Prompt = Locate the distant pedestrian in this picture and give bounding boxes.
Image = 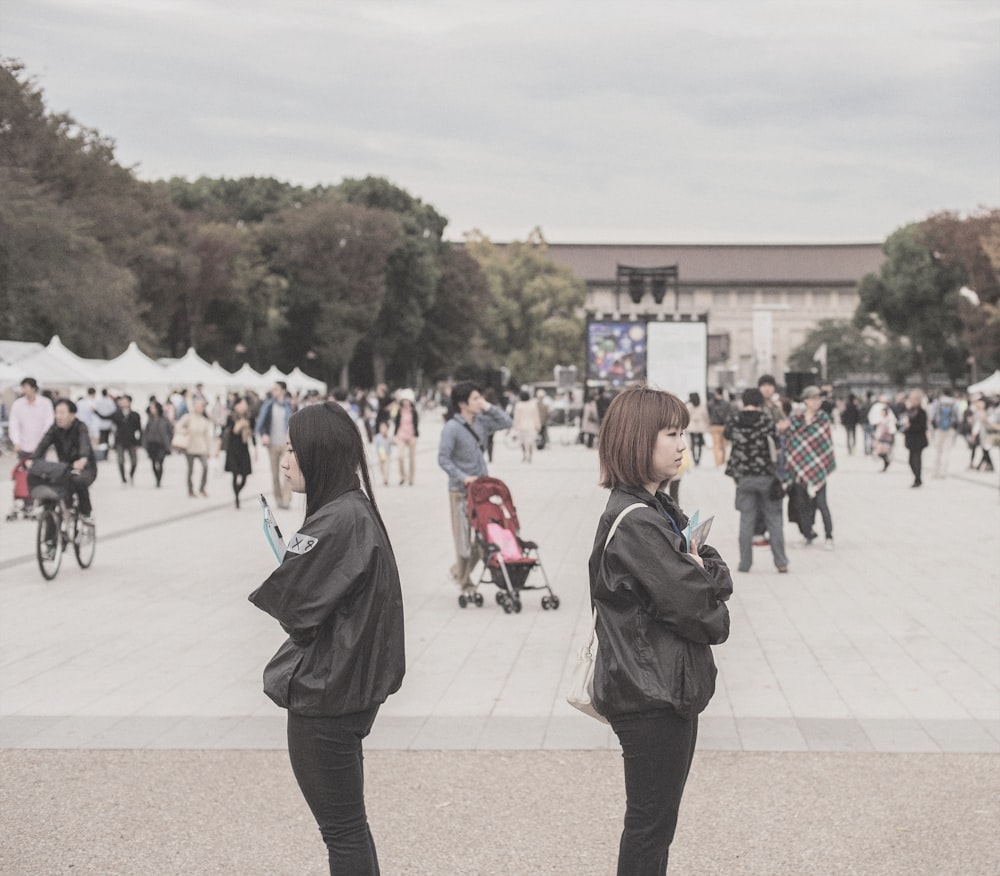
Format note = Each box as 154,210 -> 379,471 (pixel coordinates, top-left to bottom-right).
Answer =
222,397 -> 255,509
590,385 -> 732,875
393,389 -> 419,485
707,387 -> 732,467
970,397 -> 996,472
841,393 -> 861,455
248,402 -> 404,876
901,390 -> 928,487
111,394 -> 142,484
785,386 -> 836,549
142,401 -> 173,488
581,393 -> 601,449
685,392 -> 709,465
256,381 -> 294,508
8,377 -> 54,463
175,398 -> 215,498
724,388 -> 789,573
860,391 -> 876,455
928,388 -> 961,478
373,419 -> 392,485
512,390 -> 542,462
873,404 -> 896,472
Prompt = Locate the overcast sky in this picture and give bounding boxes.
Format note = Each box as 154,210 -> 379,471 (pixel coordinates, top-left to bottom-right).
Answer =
4,0 -> 998,243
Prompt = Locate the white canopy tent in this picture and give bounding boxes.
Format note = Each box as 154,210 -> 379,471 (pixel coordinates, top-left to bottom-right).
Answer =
287,366 -> 327,396
161,347 -> 227,393
968,369 -> 1000,396
231,362 -> 269,394
261,364 -> 290,385
1,343 -> 99,391
45,335 -> 104,385
95,342 -> 171,396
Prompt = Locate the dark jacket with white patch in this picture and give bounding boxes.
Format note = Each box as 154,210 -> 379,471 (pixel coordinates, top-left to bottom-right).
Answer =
249,489 -> 405,716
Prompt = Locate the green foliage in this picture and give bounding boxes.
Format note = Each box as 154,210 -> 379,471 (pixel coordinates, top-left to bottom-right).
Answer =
787,319 -> 884,380
854,223 -> 966,386
464,228 -> 587,384
259,195 -> 403,384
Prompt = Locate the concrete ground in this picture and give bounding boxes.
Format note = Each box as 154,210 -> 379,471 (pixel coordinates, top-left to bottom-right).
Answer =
1,414 -> 998,874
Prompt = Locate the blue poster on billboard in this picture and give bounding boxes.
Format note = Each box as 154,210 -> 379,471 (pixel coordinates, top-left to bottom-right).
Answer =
587,321 -> 647,385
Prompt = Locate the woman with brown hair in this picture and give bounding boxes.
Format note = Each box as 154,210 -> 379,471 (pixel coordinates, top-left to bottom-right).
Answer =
221,397 -> 256,508
589,386 -> 733,875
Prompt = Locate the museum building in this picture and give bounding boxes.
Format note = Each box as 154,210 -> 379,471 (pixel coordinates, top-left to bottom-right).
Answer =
545,242 -> 885,389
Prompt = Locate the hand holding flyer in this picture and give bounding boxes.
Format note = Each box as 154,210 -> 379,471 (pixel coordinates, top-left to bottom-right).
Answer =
683,510 -> 714,551
260,494 -> 286,564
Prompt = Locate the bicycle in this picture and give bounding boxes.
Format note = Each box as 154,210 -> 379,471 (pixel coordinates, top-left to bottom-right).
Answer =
31,468 -> 97,581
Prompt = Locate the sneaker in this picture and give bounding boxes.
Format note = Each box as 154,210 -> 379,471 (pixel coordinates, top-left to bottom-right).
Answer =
824,538 -> 834,551
801,535 -> 817,547
81,515 -> 95,527
777,565 -> 789,573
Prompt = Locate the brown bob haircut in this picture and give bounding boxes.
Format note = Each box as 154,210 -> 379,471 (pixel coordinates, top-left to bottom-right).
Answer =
598,386 -> 690,489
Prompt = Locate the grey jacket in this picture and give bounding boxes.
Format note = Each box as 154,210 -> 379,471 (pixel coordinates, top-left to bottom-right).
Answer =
437,405 -> 512,491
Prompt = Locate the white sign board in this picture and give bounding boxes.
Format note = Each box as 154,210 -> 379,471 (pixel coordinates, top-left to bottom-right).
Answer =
646,321 -> 708,403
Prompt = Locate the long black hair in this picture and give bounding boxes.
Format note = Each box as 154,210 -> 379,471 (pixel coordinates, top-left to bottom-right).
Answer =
288,402 -> 382,523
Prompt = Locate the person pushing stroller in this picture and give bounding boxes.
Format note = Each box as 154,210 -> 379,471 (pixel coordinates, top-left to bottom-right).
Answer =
437,381 -> 512,596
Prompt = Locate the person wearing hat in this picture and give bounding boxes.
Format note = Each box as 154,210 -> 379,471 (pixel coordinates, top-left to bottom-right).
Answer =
784,386 -> 837,549
393,389 -> 419,486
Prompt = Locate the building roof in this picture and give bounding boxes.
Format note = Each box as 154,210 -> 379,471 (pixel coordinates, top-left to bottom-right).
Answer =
541,243 -> 885,284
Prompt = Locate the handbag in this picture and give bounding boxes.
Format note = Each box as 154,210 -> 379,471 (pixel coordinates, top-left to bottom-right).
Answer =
171,430 -> 190,452
566,502 -> 645,723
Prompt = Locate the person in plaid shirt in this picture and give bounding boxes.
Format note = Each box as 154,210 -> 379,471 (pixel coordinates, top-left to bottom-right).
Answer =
785,385 -> 837,549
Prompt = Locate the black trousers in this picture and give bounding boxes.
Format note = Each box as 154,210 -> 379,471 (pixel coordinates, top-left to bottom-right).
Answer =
908,446 -> 924,484
287,708 -> 381,875
610,711 -> 699,875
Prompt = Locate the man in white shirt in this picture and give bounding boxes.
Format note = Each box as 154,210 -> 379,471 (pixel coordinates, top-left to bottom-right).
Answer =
9,377 -> 54,458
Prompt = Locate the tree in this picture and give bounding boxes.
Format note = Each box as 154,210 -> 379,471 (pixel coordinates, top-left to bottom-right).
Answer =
786,319 -> 884,381
337,176 -> 448,385
920,209 -> 1000,376
854,223 -> 966,388
464,228 -> 587,384
259,195 -> 402,387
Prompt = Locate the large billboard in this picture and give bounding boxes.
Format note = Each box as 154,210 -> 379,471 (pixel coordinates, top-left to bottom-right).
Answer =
587,317 -> 707,402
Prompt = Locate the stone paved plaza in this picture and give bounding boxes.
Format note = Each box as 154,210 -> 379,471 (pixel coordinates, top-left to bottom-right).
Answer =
1,414 -> 998,874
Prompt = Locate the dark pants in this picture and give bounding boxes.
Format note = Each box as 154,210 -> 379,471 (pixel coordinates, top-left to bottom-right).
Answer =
688,432 -> 704,465
844,425 -> 856,454
610,711 -> 699,876
185,453 -> 208,493
790,481 -> 833,541
735,475 -> 788,570
908,446 -> 924,484
70,469 -> 96,516
287,708 -> 381,875
117,445 -> 138,482
147,443 -> 167,487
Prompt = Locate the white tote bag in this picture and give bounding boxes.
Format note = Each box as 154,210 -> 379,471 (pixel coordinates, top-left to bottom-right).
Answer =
566,502 -> 645,723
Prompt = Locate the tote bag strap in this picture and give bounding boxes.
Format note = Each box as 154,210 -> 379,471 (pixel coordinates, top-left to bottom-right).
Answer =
588,501 -> 647,644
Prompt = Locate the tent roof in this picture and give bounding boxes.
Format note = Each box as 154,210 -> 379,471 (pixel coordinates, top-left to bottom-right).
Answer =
3,346 -> 100,389
967,369 -> 1000,396
96,342 -> 170,387
162,347 -> 224,387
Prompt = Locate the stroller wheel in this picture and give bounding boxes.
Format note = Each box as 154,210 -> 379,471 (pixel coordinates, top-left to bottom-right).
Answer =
474,593 -> 484,607
549,595 -> 560,609
495,592 -> 505,606
458,594 -> 468,609
512,597 -> 522,614
541,596 -> 551,610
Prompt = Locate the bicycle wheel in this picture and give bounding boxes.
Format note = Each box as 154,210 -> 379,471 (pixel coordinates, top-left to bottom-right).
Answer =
36,506 -> 63,580
73,514 -> 96,569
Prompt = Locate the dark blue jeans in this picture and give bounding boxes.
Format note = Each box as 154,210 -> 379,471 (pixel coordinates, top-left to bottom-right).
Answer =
287,707 -> 381,875
610,711 -> 699,875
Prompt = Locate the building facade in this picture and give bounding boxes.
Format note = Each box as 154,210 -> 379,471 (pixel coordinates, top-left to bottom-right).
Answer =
543,243 -> 885,389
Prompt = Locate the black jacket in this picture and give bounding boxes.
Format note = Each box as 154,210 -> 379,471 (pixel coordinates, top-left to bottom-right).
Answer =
33,419 -> 97,474
589,486 -> 732,720
249,490 -> 405,717
724,409 -> 777,479
111,408 -> 143,448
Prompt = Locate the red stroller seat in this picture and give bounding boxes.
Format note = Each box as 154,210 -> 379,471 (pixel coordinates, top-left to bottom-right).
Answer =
464,476 -> 559,613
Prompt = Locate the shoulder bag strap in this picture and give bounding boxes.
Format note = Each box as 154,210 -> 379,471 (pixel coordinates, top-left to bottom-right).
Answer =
589,501 -> 647,640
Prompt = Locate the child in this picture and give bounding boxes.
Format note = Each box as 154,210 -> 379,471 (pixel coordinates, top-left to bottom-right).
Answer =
373,419 -> 393,486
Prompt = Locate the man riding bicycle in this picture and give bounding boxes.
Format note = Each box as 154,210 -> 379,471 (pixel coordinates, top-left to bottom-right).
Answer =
28,399 -> 98,523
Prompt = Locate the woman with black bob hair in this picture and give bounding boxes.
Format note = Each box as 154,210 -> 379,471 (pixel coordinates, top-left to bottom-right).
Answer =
249,402 -> 404,875
590,386 -> 733,875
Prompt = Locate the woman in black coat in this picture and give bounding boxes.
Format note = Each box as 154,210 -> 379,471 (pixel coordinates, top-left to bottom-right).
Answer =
221,397 -> 255,508
902,390 -> 929,488
249,403 -> 404,875
590,387 -> 732,875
